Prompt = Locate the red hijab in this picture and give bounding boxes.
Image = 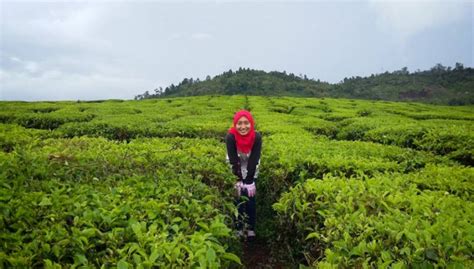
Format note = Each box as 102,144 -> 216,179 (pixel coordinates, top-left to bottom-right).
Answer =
228,110 -> 256,154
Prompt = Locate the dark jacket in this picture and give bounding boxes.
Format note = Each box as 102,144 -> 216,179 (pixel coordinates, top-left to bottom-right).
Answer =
225,132 -> 262,184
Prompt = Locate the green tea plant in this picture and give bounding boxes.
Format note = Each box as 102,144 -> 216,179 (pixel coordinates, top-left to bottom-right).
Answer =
0,135 -> 242,267
273,171 -> 474,268
0,95 -> 472,268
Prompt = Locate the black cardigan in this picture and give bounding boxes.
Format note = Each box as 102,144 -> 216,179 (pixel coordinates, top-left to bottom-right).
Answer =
225,132 -> 262,184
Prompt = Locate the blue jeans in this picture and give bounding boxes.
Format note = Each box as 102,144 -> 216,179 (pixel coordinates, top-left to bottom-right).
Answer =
234,188 -> 256,231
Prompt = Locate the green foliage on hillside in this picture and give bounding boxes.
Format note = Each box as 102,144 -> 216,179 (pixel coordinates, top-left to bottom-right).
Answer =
137,68 -> 332,99
136,63 -> 474,105
333,64 -> 474,105
1,96 -> 472,268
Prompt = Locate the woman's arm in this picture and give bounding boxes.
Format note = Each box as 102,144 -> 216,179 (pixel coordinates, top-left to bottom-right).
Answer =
225,133 -> 242,180
244,132 -> 262,184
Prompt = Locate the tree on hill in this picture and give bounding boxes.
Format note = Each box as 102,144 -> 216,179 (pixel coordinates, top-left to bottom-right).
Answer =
134,64 -> 474,105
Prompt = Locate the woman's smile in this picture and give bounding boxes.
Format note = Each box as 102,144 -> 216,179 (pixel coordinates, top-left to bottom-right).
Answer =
236,116 -> 251,136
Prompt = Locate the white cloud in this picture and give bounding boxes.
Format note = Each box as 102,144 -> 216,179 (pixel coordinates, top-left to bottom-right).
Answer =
10,57 -> 22,63
168,32 -> 213,41
0,68 -> 157,101
4,3 -> 111,53
168,33 -> 184,41
6,56 -> 41,74
24,61 -> 39,73
370,0 -> 468,40
191,32 -> 213,40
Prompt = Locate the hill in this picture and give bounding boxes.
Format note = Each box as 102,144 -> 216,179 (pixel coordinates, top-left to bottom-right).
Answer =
136,63 -> 474,105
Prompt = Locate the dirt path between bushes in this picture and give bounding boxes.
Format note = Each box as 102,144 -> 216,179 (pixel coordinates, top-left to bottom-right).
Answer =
241,238 -> 286,269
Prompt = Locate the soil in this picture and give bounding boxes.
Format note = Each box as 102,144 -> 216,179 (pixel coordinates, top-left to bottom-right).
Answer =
241,237 -> 287,269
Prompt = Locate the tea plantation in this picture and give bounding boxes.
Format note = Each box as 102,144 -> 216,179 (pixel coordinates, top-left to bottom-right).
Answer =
0,96 -> 472,268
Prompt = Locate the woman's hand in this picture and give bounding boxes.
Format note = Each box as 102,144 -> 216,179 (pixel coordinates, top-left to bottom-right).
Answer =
242,182 -> 256,197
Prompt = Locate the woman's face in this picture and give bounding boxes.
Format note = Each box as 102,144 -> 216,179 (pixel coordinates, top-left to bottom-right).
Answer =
236,116 -> 251,136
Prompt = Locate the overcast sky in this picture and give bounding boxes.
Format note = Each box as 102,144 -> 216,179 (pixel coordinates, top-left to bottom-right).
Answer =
0,0 -> 472,101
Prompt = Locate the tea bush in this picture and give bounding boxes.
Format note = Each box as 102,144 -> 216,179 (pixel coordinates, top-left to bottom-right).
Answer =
0,96 -> 472,268
273,170 -> 474,268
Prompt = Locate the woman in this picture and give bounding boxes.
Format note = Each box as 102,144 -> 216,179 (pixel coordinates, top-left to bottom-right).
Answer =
226,110 -> 262,240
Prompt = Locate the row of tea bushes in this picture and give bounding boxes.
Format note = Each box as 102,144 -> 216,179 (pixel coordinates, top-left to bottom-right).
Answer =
2,97 -> 471,166
0,96 -> 244,139
272,167 -> 474,268
0,110 -> 95,130
1,175 -> 241,268
301,116 -> 473,166
363,121 -> 473,166
56,119 -> 228,141
260,132 -> 444,188
250,96 -> 473,166
254,131 -> 449,242
0,124 -> 52,153
1,136 -> 235,194
0,135 -> 242,267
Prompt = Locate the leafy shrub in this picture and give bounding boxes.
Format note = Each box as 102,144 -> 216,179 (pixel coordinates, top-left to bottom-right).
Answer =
0,95 -> 472,267
0,136 -> 241,267
273,173 -> 474,268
